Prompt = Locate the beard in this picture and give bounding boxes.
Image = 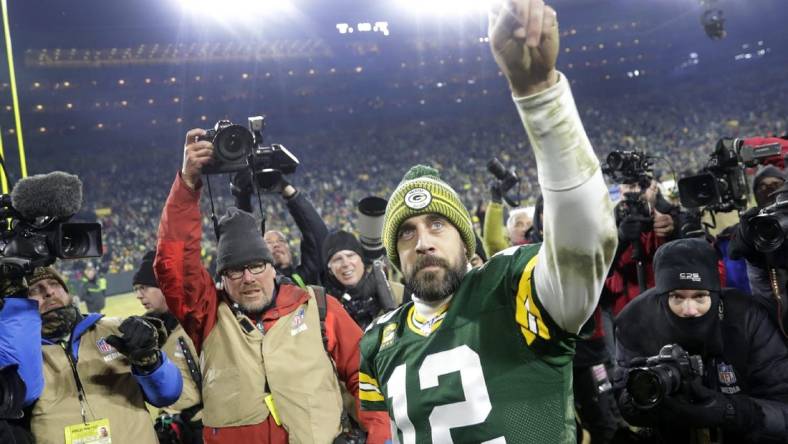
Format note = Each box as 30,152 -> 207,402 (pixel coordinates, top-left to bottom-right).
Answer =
405,254 -> 467,303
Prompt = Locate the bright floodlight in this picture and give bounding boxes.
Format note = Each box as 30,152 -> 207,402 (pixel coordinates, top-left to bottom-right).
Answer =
397,0 -> 500,16
177,0 -> 296,22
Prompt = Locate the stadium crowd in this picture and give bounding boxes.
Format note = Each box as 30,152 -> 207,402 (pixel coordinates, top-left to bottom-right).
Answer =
35,65 -> 787,278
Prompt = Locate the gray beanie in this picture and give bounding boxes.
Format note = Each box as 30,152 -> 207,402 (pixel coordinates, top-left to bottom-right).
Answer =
216,207 -> 273,274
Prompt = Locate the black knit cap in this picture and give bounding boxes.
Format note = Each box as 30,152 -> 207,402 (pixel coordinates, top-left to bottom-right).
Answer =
132,250 -> 158,287
216,207 -> 273,274
654,238 -> 720,294
323,230 -> 365,266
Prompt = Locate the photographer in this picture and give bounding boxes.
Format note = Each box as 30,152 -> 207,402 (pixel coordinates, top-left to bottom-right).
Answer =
232,169 -> 328,288
482,159 -> 530,255
728,167 -> 788,335
322,230 -> 402,329
133,250 -> 204,444
605,178 -> 678,316
614,238 -> 788,443
154,129 -> 391,443
0,278 -> 43,444
25,266 -> 183,444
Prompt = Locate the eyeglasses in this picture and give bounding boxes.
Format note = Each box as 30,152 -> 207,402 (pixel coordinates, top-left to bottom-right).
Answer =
224,262 -> 268,280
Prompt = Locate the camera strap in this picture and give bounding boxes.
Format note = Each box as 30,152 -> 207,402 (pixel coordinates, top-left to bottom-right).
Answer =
177,337 -> 203,393
203,176 -> 222,242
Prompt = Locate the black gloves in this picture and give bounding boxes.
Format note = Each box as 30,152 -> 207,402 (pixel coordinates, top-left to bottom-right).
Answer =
618,215 -> 651,243
619,377 -> 760,432
106,316 -> 166,372
662,377 -> 758,430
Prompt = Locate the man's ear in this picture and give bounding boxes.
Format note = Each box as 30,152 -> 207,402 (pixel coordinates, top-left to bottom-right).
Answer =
216,276 -> 225,291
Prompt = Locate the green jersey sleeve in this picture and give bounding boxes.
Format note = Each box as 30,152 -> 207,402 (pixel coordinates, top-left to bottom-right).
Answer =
359,316 -> 390,412
491,244 -> 575,362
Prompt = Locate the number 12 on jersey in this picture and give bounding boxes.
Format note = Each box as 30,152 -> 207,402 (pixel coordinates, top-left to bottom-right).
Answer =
385,345 -> 506,444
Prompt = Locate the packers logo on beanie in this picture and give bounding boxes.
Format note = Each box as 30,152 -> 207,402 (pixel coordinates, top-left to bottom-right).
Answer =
383,165 -> 475,269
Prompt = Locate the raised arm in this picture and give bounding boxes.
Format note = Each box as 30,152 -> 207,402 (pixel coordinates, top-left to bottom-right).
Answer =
154,129 -> 220,351
489,0 -> 617,333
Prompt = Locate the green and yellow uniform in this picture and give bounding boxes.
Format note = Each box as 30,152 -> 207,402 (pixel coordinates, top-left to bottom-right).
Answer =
360,244 -> 577,444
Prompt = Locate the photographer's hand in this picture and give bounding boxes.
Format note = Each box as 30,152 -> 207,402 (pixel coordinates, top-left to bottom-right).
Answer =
489,180 -> 504,204
489,0 -> 559,97
661,377 -> 757,430
618,215 -> 650,243
181,128 -> 214,190
653,210 -> 675,238
106,316 -> 163,373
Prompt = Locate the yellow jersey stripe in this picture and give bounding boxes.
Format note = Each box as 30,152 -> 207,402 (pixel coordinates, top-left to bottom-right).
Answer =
359,372 -> 379,387
359,390 -> 385,402
515,255 -> 551,345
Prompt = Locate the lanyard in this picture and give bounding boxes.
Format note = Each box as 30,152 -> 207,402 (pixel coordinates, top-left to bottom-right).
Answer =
60,342 -> 92,424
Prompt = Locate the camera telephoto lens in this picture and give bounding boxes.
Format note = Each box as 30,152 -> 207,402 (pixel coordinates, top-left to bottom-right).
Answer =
627,369 -> 664,409
627,364 -> 682,409
215,125 -> 253,161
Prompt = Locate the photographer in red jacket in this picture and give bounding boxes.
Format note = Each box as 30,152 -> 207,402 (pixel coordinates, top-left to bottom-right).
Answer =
154,128 -> 390,444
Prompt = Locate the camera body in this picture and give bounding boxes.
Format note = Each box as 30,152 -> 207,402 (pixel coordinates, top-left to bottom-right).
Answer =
626,344 -> 704,410
199,116 -> 299,190
678,137 -> 782,212
615,192 -> 653,227
603,150 -> 654,186
746,192 -> 788,253
487,158 -> 520,207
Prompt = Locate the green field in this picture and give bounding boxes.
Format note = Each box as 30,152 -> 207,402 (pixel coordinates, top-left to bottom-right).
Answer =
84,292 -> 148,318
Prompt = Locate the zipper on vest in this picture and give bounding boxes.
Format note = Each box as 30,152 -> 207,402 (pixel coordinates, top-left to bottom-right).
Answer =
60,342 -> 92,424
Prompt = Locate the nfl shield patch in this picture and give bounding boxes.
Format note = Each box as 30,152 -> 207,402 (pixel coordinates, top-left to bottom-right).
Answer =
291,307 -> 308,336
96,337 -> 113,354
718,363 -> 737,385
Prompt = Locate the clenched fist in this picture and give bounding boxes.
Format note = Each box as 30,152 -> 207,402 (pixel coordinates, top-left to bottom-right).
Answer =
489,0 -> 560,97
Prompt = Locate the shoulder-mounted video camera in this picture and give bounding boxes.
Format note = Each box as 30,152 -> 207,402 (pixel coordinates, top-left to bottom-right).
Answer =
199,116 -> 299,191
678,137 -> 782,212
0,171 -> 102,280
626,343 -> 704,410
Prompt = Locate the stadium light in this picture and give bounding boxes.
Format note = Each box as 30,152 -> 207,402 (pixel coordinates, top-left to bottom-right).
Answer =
396,0 -> 499,16
175,0 -> 296,22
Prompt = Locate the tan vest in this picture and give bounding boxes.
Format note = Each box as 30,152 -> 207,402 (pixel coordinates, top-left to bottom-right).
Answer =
31,317 -> 158,444
200,291 -> 344,443
161,323 -> 202,415
390,280 -> 405,306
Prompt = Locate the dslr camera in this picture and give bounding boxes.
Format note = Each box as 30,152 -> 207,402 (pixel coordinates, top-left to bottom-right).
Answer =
487,157 -> 520,207
743,184 -> 788,253
603,150 -> 654,187
199,116 -> 299,190
626,344 -> 704,410
678,137 -> 782,212
0,172 -> 102,280
603,150 -> 655,224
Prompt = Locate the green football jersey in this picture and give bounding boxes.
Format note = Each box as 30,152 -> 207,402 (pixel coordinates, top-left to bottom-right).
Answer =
360,244 -> 577,444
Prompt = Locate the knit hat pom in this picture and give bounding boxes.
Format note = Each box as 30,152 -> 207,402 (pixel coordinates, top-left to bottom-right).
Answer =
402,164 -> 441,182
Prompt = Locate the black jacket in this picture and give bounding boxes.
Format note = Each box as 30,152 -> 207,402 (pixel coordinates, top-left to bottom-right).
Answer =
614,288 -> 788,443
275,191 -> 328,287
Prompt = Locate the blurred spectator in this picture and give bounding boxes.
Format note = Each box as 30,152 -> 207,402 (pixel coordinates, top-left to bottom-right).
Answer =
79,263 -> 107,313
